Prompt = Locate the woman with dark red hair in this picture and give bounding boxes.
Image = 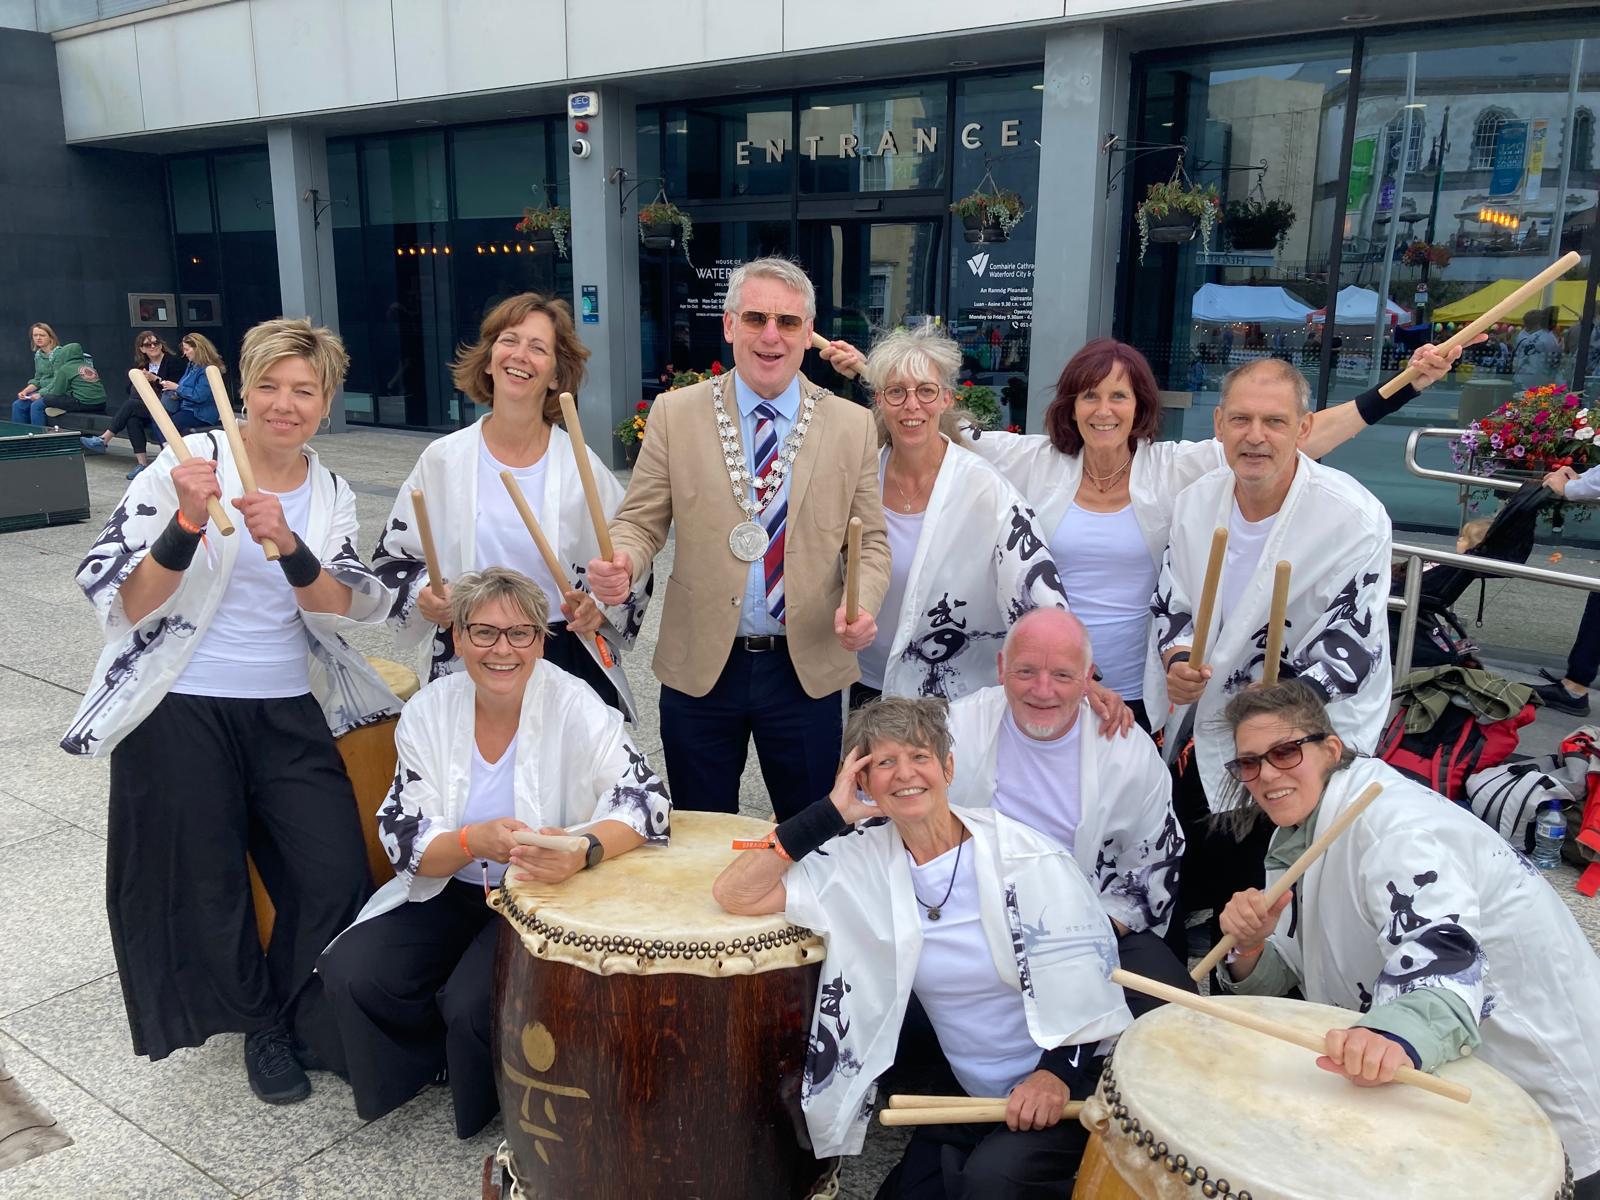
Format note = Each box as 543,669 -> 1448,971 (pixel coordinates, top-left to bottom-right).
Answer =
964,338 -> 1465,728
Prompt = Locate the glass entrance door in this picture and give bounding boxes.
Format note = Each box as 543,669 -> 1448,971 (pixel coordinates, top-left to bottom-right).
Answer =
797,220 -> 944,349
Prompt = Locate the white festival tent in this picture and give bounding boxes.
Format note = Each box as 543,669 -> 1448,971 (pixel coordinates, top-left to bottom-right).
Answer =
1308,285 -> 1411,327
1191,283 -> 1313,325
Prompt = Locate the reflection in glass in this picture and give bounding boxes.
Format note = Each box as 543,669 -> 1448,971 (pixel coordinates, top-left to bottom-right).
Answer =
799,82 -> 946,194
661,99 -> 793,201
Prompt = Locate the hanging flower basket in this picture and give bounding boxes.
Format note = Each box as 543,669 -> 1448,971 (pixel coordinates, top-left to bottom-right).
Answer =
950,189 -> 1026,244
1134,179 -> 1220,263
514,205 -> 571,258
639,199 -> 693,260
1223,197 -> 1296,252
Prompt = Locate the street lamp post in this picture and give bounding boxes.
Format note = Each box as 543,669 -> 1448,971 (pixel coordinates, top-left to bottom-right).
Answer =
1420,106 -> 1452,329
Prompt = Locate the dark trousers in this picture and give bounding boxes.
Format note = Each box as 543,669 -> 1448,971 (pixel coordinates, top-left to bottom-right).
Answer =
849,681 -> 882,711
107,692 -> 372,1061
541,620 -> 622,712
877,1116 -> 1090,1200
660,641 -> 843,821
1127,698 -> 1151,734
106,394 -> 159,454
315,879 -> 499,1138
1577,1169 -> 1600,1200
1116,928 -> 1197,1016
1566,591 -> 1600,687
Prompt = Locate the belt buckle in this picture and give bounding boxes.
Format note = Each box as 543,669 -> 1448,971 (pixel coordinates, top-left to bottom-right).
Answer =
745,635 -> 779,652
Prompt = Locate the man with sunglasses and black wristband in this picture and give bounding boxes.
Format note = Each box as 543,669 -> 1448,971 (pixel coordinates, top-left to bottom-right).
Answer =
590,257 -> 890,820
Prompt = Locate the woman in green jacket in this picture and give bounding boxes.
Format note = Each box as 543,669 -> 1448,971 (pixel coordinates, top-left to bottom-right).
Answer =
13,322 -> 107,426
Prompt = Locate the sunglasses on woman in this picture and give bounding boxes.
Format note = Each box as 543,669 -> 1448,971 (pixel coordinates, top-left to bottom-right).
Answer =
1223,732 -> 1329,782
737,310 -> 806,334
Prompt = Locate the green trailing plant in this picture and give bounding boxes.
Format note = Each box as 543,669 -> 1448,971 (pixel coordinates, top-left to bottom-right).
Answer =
1134,180 -> 1221,263
639,199 -> 693,261
514,205 -> 571,257
950,189 -> 1027,238
1223,197 -> 1296,251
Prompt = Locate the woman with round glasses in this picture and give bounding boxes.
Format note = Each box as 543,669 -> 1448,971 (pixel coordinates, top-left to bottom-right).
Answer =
1212,679 -> 1600,1193
316,566 -> 671,1138
853,327 -> 1129,731
81,331 -> 187,478
373,293 -> 646,715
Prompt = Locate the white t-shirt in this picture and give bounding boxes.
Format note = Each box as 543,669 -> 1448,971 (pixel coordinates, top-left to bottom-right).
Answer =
909,842 -> 1039,1098
1052,503 -> 1157,699
858,505 -> 925,690
1218,499 -> 1277,627
992,712 -> 1083,853
172,473 -> 314,698
454,733 -> 520,887
474,440 -> 564,621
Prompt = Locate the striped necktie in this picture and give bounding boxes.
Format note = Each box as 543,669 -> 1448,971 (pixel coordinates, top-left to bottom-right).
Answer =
753,402 -> 786,623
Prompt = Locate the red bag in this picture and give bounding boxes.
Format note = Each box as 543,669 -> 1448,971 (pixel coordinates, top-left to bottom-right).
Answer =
1377,703 -> 1534,801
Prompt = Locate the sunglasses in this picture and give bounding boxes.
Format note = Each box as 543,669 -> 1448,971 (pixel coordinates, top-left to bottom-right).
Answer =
464,623 -> 540,649
1224,733 -> 1329,782
737,310 -> 806,334
879,383 -> 944,407
140,339 -> 159,346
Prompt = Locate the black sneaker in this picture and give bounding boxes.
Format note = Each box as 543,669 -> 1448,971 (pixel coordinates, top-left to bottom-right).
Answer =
1534,681 -> 1590,717
245,1025 -> 311,1105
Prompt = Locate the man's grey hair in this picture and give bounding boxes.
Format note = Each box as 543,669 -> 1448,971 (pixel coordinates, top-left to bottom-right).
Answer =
1219,356 -> 1312,417
449,566 -> 551,636
724,257 -> 817,320
1001,607 -> 1094,675
843,695 -> 953,764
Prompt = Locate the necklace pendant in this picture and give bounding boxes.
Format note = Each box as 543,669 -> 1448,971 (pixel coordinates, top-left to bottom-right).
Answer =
926,907 -> 941,921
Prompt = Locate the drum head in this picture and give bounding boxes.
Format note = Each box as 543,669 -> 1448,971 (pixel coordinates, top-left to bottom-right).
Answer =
492,811 -> 825,978
1084,995 -> 1567,1200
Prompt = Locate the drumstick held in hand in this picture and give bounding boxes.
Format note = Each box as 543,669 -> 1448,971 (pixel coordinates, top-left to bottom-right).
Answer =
499,471 -> 615,668
1190,781 -> 1384,981
879,1100 -> 1085,1127
410,489 -> 446,599
1261,560 -> 1291,686
1377,251 -> 1580,399
810,331 -> 866,382
1188,527 -> 1228,668
516,831 -> 588,854
205,365 -> 278,560
845,516 -> 863,624
127,369 -> 235,536
557,391 -> 615,561
1113,967 -> 1469,1103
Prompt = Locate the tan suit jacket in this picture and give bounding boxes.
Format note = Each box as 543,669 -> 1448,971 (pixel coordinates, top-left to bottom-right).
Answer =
609,372 -> 890,698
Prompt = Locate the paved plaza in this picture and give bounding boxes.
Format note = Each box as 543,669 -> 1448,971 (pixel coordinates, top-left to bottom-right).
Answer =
1,428 -> 1596,1198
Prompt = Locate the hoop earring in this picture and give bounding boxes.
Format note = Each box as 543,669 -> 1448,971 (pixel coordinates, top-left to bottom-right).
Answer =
318,415 -> 332,433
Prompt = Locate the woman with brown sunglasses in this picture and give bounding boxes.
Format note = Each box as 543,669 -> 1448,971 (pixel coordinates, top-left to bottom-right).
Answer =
80,330 -> 187,478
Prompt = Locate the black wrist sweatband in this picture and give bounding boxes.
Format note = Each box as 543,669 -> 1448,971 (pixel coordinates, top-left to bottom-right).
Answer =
1168,650 -> 1192,667
775,797 -> 849,861
1036,1043 -> 1100,1098
1355,381 -> 1417,426
149,514 -> 202,571
278,535 -> 322,588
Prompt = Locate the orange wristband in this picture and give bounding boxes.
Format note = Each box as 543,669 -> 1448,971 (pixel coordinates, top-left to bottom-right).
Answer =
458,824 -> 473,859
175,509 -> 204,535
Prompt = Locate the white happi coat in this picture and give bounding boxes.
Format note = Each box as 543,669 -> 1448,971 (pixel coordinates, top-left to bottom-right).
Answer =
783,808 -> 1131,1158
371,418 -> 649,716
62,432 -> 399,757
347,664 -> 672,931
945,689 -> 1183,934
1147,453 -> 1392,804
876,441 -> 1067,700
1257,758 -> 1600,1178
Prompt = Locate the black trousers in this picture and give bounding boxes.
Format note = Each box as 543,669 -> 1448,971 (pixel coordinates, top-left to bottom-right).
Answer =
1577,1169 -> 1600,1200
105,393 -> 159,454
541,620 -> 622,712
106,692 -> 371,1061
877,1115 -> 1090,1200
315,879 -> 499,1138
1565,591 -> 1600,688
1116,928 -> 1197,1015
660,641 -> 842,821
849,681 -> 882,711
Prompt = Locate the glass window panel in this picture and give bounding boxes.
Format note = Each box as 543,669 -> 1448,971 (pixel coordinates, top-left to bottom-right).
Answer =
798,81 -> 946,194
363,132 -> 448,227
453,121 -> 561,219
213,150 -> 274,233
327,139 -> 362,230
661,98 -> 793,201
169,155 -> 213,234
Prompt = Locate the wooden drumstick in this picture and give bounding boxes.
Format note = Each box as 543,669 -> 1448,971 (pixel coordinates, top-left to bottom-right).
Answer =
1261,560 -> 1291,686
810,330 -> 866,382
499,471 -> 615,668
1377,251 -> 1580,398
880,1100 -> 1085,1127
1190,781 -> 1383,981
127,369 -> 235,535
410,489 -> 447,599
1188,527 -> 1228,668
556,391 -> 615,561
845,516 -> 863,624
205,365 -> 278,560
515,830 -> 588,854
1113,967 -> 1469,1103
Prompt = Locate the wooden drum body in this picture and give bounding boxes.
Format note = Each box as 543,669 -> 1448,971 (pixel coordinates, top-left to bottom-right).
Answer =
490,812 -> 830,1200
1071,995 -> 1571,1200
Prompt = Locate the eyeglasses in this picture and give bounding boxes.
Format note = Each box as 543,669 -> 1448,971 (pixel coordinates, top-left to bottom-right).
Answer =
464,622 -> 540,649
879,383 -> 944,407
737,310 -> 806,334
140,339 -> 159,347
1224,733 -> 1329,782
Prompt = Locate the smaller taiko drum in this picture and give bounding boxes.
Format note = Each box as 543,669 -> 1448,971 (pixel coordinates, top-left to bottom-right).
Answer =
1072,994 -> 1570,1200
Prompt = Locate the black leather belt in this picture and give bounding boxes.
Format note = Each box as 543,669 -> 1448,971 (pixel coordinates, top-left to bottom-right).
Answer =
734,635 -> 786,653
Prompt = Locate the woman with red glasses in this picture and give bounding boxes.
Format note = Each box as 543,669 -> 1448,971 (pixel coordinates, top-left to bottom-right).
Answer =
1213,679 -> 1600,1196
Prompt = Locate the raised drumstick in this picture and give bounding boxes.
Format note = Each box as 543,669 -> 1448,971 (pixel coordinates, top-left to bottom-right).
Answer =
1188,527 -> 1229,668
1190,781 -> 1384,981
879,1100 -> 1084,1127
556,391 -> 615,561
1261,560 -> 1291,686
1113,966 -> 1468,1103
127,369 -> 234,535
499,471 -> 615,669
410,489 -> 446,599
205,365 -> 278,560
1377,251 -> 1580,398
845,516 -> 863,624
810,330 -> 866,382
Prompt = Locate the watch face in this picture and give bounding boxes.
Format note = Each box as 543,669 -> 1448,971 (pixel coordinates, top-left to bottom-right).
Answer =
584,835 -> 603,868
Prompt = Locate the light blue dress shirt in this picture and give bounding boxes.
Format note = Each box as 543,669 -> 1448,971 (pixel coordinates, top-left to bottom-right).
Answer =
732,371 -> 801,637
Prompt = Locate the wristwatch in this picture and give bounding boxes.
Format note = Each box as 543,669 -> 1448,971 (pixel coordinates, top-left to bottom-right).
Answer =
581,832 -> 604,870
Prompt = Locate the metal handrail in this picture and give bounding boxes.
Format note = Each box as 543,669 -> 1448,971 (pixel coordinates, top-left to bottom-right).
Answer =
1402,427 -> 1524,496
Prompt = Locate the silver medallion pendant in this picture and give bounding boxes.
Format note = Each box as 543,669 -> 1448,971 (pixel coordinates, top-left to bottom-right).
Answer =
925,907 -> 942,922
729,520 -> 770,562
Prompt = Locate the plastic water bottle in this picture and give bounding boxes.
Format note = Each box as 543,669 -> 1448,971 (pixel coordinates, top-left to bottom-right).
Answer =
1532,803 -> 1566,870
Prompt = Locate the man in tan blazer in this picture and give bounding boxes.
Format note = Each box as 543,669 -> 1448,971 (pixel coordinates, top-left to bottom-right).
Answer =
589,257 -> 889,819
